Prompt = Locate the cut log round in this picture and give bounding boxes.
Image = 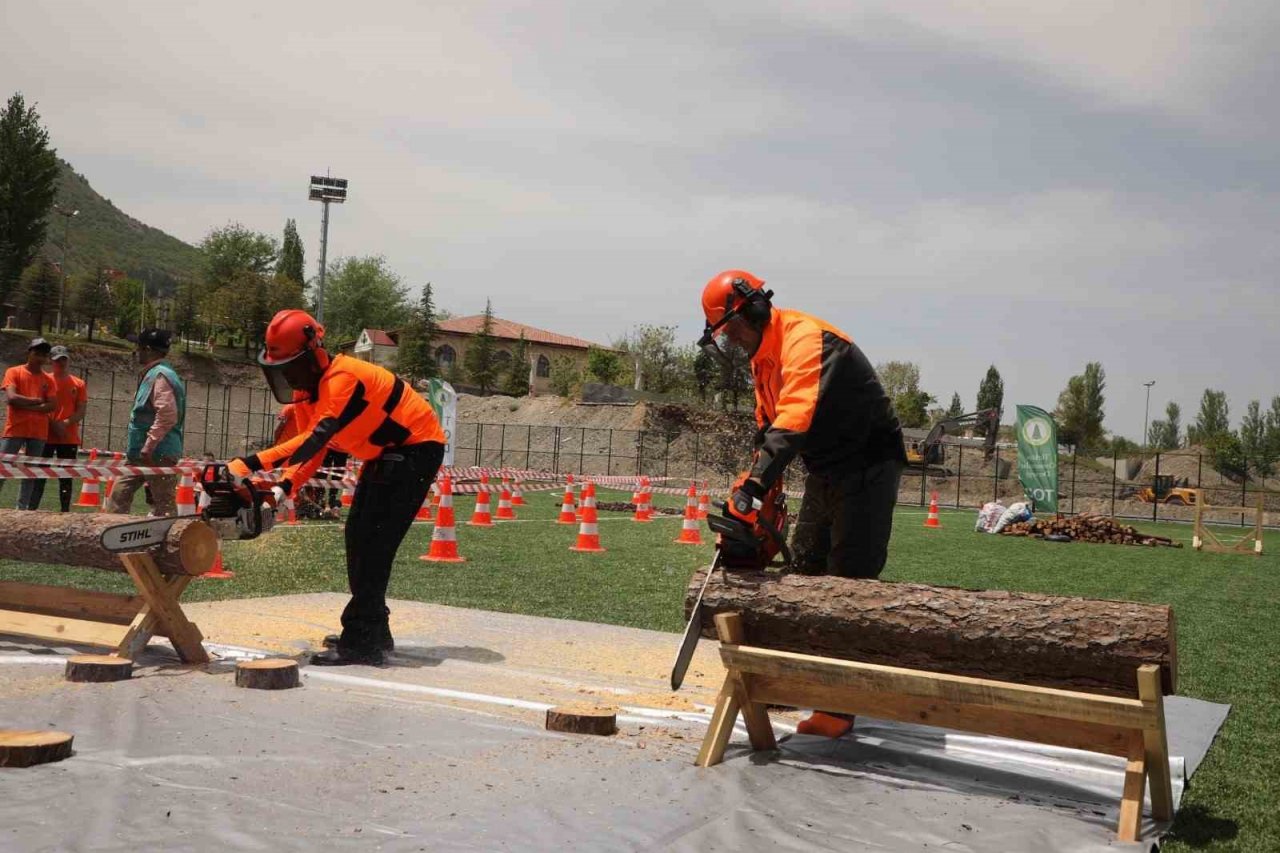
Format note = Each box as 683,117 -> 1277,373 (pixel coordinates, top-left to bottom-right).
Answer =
235,659 -> 300,690
0,510 -> 216,575
65,654 -> 133,683
0,729 -> 74,768
546,705 -> 618,736
687,570 -> 1176,698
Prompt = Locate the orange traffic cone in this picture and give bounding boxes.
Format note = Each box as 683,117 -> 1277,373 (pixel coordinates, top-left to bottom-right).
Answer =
101,451 -> 123,509
675,483 -> 704,544
495,479 -> 516,521
633,478 -> 651,523
76,448 -> 102,508
511,476 -> 525,506
201,540 -> 236,579
469,482 -> 495,527
175,469 -> 197,516
569,483 -> 606,553
340,461 -> 356,509
696,483 -> 710,520
285,497 -> 299,526
637,476 -> 654,522
421,478 -> 466,563
557,481 -> 578,524
416,487 -> 434,521
925,492 -> 941,528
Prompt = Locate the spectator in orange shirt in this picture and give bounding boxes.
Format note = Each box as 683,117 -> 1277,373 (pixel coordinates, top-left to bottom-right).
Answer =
34,345 -> 88,512
1,338 -> 56,510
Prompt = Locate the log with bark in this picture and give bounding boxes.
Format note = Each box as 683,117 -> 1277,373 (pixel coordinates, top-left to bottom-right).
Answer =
0,510 -> 216,576
686,570 -> 1175,697
1001,514 -> 1182,547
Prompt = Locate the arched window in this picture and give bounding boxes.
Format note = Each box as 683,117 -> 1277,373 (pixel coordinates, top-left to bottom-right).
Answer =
494,349 -> 513,367
435,345 -> 456,367
536,355 -> 551,378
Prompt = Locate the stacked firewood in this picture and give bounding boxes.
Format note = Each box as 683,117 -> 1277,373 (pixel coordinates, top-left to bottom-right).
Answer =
1001,513 -> 1182,547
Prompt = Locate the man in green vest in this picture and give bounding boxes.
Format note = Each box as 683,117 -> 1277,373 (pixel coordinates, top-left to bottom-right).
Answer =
107,329 -> 186,516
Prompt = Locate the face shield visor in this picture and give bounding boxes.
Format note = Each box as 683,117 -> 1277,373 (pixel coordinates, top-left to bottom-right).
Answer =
259,347 -> 325,404
698,319 -> 738,370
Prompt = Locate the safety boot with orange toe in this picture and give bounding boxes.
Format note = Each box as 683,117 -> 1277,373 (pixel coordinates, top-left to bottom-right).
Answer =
796,712 -> 854,738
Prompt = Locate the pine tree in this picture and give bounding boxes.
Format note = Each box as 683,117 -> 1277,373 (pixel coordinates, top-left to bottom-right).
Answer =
395,282 -> 441,383
18,254 -> 60,332
975,366 -> 1004,435
279,218 -> 305,286
946,392 -> 964,419
0,94 -> 60,306
463,298 -> 500,394
502,332 -> 530,396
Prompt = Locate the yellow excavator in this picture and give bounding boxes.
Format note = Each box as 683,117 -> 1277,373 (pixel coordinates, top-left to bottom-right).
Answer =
1133,474 -> 1198,506
905,409 -> 999,473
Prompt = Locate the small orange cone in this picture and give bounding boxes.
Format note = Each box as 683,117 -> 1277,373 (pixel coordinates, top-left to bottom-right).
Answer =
201,540 -> 236,579
416,487 -> 434,521
285,497 -> 299,525
696,483 -> 710,520
675,482 -> 704,544
76,449 -> 101,508
557,481 -> 578,524
632,478 -> 651,523
101,451 -> 123,509
925,492 -> 941,528
340,461 -> 356,509
469,480 -> 495,527
421,478 -> 466,563
495,479 -> 517,521
511,476 -> 525,506
569,483 -> 606,553
637,476 -> 654,522
175,469 -> 198,516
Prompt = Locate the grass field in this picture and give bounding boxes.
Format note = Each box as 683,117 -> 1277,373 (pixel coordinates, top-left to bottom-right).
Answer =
0,487 -> 1276,851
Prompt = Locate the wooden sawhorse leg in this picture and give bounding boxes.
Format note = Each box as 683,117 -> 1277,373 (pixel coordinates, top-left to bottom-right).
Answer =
117,553 -> 209,664
695,612 -> 777,767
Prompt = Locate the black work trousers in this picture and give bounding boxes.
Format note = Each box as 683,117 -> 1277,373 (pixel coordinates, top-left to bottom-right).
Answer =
339,442 -> 444,651
790,458 -> 903,578
35,443 -> 79,511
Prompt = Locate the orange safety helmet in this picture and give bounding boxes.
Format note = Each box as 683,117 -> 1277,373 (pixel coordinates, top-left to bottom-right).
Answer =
259,309 -> 331,403
701,270 -> 770,329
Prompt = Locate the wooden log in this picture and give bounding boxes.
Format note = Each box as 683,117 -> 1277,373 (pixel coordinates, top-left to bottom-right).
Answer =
65,654 -> 133,683
0,730 -> 74,767
235,659 -> 300,690
686,570 -> 1175,698
545,705 -> 618,736
0,510 -> 215,576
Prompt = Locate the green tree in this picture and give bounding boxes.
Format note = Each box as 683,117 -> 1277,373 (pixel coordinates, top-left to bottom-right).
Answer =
278,218 -> 305,287
693,349 -> 715,404
1187,389 -> 1230,445
463,299 -> 500,394
1265,397 -> 1280,466
946,392 -> 964,419
201,223 -> 276,284
1240,400 -> 1269,475
586,346 -> 623,385
717,339 -> 753,411
1147,401 -> 1181,451
322,255 -> 411,343
69,267 -> 115,342
1205,431 -> 1247,480
172,278 -> 200,352
1055,362 -> 1106,450
976,366 -> 1004,435
18,254 -> 60,332
394,282 -> 440,383
876,361 -> 935,428
502,333 -> 531,397
110,277 -> 145,338
0,94 -> 60,307
613,324 -> 685,394
549,354 -> 581,398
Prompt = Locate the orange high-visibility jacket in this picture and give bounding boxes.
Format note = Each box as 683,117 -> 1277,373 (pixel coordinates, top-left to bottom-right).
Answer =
243,355 -> 444,495
749,308 -> 904,487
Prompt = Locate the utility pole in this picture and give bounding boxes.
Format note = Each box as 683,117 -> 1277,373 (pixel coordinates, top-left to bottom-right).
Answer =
308,175 -> 348,323
53,205 -> 78,333
1142,380 -> 1156,452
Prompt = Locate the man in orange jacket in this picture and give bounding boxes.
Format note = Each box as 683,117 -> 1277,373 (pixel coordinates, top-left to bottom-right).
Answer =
229,309 -> 445,665
700,270 -> 906,737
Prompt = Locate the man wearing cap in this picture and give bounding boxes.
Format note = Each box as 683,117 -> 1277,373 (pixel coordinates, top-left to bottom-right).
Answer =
1,338 -> 57,509
106,329 -> 186,516
35,346 -> 88,512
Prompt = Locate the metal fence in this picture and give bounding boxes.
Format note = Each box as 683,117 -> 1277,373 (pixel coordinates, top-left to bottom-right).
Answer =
0,367 -> 278,459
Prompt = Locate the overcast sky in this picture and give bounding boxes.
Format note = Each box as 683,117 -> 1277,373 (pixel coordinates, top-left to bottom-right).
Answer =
4,1 -> 1278,438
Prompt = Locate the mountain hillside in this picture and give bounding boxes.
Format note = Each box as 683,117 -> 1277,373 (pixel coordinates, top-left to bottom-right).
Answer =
41,159 -> 201,295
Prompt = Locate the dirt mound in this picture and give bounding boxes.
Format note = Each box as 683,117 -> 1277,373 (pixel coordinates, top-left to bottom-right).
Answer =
0,330 -> 263,387
458,394 -> 648,431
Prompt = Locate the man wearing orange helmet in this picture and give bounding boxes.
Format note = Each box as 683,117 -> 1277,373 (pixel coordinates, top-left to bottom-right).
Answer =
228,309 -> 446,665
701,270 -> 906,737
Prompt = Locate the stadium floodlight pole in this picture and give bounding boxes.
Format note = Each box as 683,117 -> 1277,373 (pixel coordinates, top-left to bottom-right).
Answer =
308,174 -> 348,323
53,205 -> 79,333
1142,380 -> 1156,452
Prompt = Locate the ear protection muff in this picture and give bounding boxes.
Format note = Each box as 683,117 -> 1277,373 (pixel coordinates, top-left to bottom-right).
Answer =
302,323 -> 331,370
731,277 -> 773,328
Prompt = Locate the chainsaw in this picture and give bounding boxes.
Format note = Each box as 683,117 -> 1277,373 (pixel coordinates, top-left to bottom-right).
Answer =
669,476 -> 791,690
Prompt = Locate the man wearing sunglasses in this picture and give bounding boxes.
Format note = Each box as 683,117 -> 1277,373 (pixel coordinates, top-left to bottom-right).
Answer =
700,270 -> 905,736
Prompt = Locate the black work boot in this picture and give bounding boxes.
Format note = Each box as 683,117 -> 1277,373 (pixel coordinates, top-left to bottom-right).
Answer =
309,646 -> 385,666
323,633 -> 394,652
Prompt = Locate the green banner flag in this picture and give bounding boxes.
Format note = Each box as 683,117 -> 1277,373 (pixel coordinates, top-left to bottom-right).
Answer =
425,379 -> 457,466
1016,405 -> 1059,513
